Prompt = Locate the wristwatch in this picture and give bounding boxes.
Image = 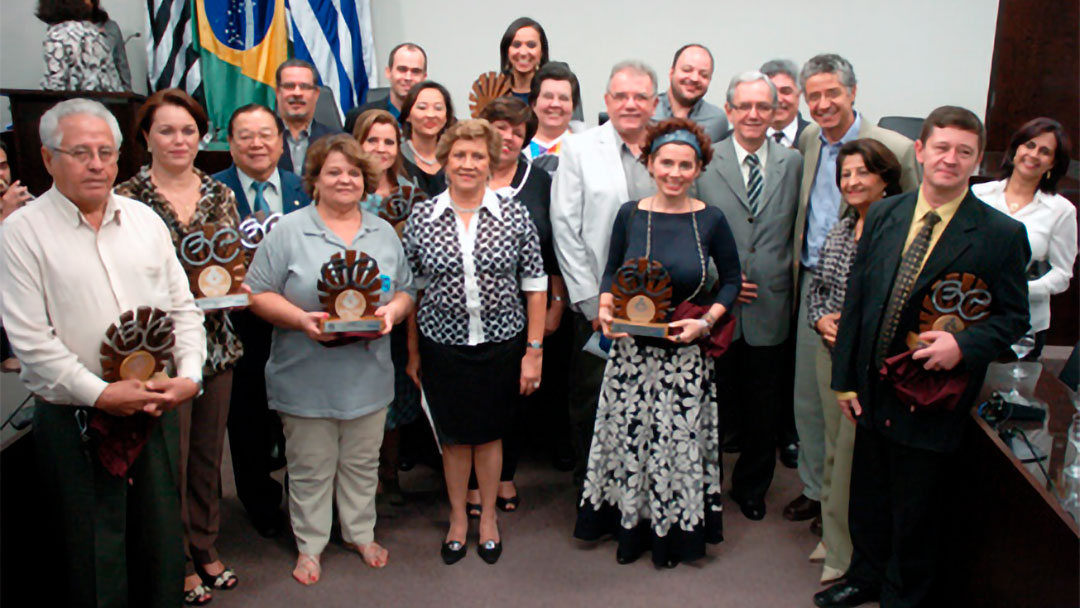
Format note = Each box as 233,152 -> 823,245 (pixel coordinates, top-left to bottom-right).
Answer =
527,340 -> 544,350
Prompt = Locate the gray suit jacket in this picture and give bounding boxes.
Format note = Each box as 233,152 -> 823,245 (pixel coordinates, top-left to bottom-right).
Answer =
696,138 -> 802,346
793,116 -> 921,286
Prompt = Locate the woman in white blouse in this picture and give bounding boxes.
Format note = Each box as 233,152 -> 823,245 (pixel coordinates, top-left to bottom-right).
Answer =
972,117 -> 1076,360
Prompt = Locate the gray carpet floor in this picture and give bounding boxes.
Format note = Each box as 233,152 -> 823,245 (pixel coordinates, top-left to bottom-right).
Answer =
207,441 -> 879,608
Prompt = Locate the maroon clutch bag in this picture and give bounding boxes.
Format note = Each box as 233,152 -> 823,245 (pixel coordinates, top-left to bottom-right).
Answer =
669,301 -> 735,358
879,350 -> 970,414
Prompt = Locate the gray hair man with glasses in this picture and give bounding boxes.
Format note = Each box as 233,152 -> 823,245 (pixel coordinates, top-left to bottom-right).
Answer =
696,70 -> 802,521
551,59 -> 659,488
273,58 -> 343,174
1,97 -> 205,606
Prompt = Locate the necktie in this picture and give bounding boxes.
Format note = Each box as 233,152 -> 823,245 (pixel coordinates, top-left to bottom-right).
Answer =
252,181 -> 270,215
875,210 -> 942,366
772,131 -> 785,144
746,153 -> 762,215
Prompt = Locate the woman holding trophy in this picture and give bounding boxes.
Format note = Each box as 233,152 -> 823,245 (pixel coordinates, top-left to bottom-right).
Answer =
245,134 -> 415,586
575,117 -> 741,568
115,88 -> 244,605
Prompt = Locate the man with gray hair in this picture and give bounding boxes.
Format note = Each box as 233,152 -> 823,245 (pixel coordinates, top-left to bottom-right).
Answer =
551,60 -> 659,488
653,44 -> 728,141
1,98 -> 205,606
696,71 -> 802,520
274,58 -> 343,174
760,58 -> 810,149
783,53 -> 920,533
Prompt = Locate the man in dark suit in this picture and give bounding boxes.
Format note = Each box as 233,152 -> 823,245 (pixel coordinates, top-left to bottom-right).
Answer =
761,59 -> 810,149
343,42 -> 428,134
213,103 -> 311,538
815,106 -> 1029,608
697,71 -> 801,520
274,59 -> 342,175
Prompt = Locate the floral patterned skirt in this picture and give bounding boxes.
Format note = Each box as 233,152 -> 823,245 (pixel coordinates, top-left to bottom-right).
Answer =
574,337 -> 723,566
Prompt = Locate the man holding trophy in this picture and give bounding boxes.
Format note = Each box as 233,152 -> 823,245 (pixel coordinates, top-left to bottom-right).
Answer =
575,118 -> 741,568
1,98 -> 205,607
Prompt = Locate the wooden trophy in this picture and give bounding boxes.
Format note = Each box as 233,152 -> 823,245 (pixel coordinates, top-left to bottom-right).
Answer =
178,224 -> 250,310
100,307 -> 175,383
468,71 -> 512,118
906,272 -> 992,349
237,211 -> 283,265
610,257 -> 674,338
378,184 -> 427,239
317,250 -> 385,333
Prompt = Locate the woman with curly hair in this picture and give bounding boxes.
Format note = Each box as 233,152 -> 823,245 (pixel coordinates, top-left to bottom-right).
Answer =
574,117 -> 741,568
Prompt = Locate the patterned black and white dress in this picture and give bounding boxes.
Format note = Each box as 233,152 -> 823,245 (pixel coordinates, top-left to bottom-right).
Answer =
41,20 -> 123,92
574,201 -> 741,566
402,188 -> 547,445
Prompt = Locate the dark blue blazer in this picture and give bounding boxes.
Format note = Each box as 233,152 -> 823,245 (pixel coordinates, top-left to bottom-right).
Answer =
277,119 -> 342,175
212,165 -> 311,218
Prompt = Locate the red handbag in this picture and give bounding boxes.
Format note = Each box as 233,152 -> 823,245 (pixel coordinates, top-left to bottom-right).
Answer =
669,301 -> 735,358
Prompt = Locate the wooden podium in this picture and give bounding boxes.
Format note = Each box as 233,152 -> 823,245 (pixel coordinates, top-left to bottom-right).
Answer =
1,89 -> 147,196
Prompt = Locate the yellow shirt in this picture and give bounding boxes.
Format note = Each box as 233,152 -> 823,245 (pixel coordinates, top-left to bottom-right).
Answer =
834,188 -> 965,401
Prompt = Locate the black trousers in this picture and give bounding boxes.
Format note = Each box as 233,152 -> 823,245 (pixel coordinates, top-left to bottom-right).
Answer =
716,338 -> 785,502
226,310 -> 284,524
567,312 -> 607,488
846,424 -> 956,608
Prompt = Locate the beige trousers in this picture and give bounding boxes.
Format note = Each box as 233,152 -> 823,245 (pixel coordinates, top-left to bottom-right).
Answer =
281,408 -> 387,556
817,344 -> 856,573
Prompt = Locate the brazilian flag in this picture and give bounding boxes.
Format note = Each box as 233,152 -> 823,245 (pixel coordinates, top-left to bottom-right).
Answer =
193,0 -> 288,140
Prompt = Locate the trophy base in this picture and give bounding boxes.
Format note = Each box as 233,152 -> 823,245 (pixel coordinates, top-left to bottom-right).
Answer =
196,293 -> 251,310
611,320 -> 669,338
321,317 -> 384,333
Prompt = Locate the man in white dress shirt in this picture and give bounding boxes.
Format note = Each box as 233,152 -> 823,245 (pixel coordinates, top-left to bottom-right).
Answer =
551,60 -> 659,488
1,98 -> 205,607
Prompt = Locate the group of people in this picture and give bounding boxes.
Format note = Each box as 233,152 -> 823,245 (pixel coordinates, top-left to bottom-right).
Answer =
2,12 -> 1077,608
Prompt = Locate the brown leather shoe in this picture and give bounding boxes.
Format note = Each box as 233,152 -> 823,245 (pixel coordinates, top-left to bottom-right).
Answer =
783,495 -> 821,521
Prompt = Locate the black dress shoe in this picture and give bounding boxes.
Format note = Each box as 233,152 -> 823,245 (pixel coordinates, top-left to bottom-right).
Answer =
783,495 -> 821,521
809,514 -> 823,537
615,546 -> 642,565
779,442 -> 799,468
813,581 -> 880,607
477,539 -> 502,564
441,540 -> 467,565
735,496 -> 766,521
250,509 -> 285,538
398,455 -> 415,472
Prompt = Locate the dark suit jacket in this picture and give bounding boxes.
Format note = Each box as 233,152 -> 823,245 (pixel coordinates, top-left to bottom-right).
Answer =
831,191 -> 1030,453
277,120 -> 342,175
343,97 -> 396,135
212,165 -> 312,218
792,113 -> 810,147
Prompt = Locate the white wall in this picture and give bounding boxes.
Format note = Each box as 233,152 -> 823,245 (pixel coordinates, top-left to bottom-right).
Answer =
0,0 -> 1000,129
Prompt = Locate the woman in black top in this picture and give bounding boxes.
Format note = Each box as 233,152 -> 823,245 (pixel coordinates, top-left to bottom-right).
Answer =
499,18 -> 549,104
575,118 -> 740,568
399,81 -> 456,196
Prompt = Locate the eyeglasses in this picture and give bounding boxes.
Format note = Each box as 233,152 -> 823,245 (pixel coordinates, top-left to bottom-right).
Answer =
234,130 -> 280,145
731,102 -> 776,114
608,92 -> 655,104
50,146 -> 117,164
279,82 -> 317,92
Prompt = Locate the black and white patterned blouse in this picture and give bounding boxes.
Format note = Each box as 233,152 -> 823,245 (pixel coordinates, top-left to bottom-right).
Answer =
808,214 -> 859,331
41,21 -> 123,93
403,189 -> 547,346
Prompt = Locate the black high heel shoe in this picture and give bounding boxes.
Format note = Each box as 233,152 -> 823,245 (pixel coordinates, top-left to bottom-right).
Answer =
441,540 -> 466,565
477,538 -> 502,564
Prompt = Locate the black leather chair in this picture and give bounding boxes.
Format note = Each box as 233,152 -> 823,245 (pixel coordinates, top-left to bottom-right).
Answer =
877,116 -> 924,141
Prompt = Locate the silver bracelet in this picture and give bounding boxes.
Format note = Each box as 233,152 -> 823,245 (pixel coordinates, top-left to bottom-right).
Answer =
551,295 -> 566,302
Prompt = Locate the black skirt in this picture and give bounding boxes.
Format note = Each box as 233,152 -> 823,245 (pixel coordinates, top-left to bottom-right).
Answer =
419,332 -> 525,445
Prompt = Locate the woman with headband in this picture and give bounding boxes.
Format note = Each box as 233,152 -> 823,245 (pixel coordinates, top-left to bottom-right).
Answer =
574,117 -> 741,568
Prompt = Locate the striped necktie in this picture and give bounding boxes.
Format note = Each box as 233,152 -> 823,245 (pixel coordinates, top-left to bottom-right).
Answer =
252,181 -> 270,215
746,153 -> 762,215
875,210 -> 942,366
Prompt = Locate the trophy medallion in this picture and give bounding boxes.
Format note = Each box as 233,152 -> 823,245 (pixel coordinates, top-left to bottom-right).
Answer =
610,257 -> 673,338
179,224 -> 250,310
238,211 -> 283,265
378,184 -> 427,239
468,71 -> 512,118
906,272 -> 991,349
100,307 -> 175,382
317,250 -> 385,333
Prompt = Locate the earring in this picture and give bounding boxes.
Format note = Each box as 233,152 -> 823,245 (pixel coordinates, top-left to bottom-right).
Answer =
1046,170 -> 1051,180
